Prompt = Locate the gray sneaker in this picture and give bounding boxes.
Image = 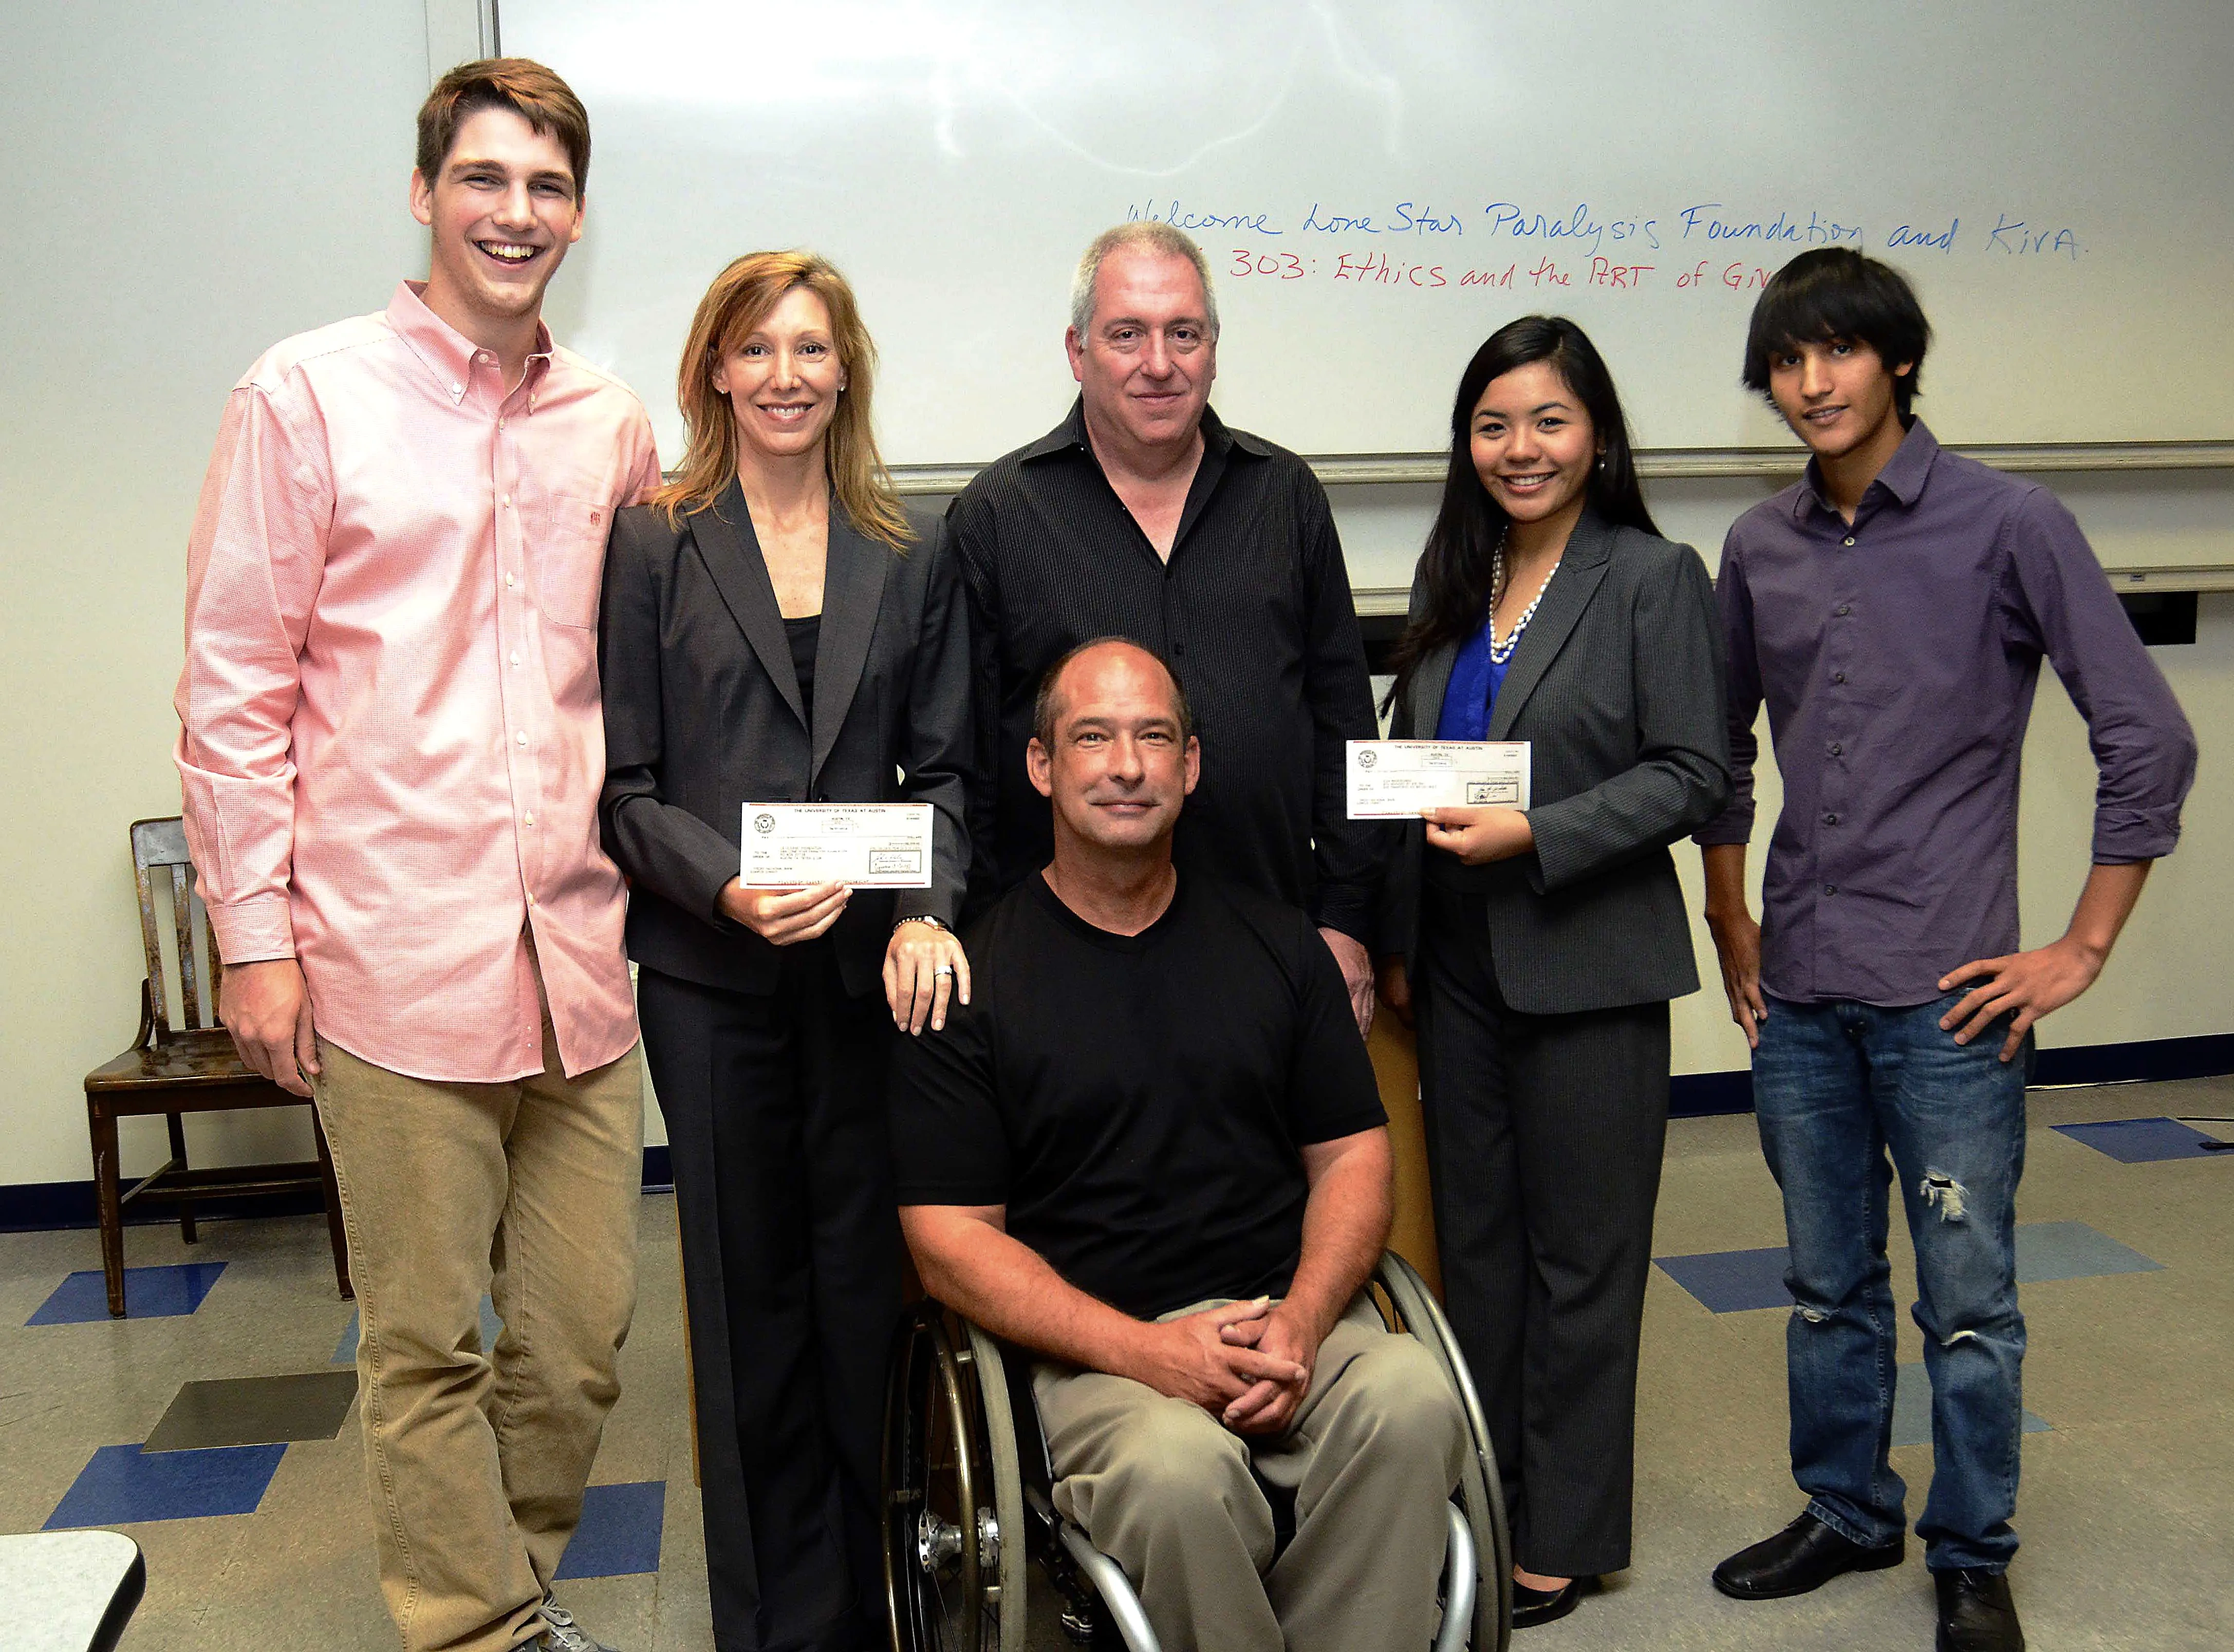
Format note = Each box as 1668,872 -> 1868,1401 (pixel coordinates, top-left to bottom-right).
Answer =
531,1595 -> 618,1652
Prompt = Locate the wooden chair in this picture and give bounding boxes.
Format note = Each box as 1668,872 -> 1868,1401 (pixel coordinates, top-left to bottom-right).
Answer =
81,817 -> 351,1317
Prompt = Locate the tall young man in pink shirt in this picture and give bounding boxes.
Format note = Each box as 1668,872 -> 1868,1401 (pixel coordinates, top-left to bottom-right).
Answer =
175,61 -> 659,1652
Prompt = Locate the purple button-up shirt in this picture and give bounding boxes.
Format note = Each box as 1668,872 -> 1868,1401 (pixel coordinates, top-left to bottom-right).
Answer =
1696,420 -> 2196,1007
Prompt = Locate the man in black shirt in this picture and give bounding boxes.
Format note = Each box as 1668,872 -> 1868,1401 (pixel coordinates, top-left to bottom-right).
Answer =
947,221 -> 1385,1033
895,641 -> 1464,1652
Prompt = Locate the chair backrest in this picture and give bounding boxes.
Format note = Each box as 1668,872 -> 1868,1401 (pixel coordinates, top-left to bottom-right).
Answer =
129,816 -> 218,1043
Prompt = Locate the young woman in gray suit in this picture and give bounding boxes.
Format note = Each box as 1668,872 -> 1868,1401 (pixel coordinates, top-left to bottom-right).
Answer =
1376,316 -> 1732,1628
599,252 -> 971,1652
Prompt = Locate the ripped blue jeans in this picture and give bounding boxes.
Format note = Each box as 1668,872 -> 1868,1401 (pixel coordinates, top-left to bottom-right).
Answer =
1752,992 -> 2030,1572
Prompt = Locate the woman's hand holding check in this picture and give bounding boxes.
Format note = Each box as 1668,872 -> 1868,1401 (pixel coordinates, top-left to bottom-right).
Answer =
1422,805 -> 1536,866
718,877 -> 850,944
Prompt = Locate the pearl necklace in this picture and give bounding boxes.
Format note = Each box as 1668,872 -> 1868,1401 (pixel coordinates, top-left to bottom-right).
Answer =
1487,529 -> 1560,665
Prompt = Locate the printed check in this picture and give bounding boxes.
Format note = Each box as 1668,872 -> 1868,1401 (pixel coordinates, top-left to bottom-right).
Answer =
741,802 -> 934,888
1346,740 -> 1532,819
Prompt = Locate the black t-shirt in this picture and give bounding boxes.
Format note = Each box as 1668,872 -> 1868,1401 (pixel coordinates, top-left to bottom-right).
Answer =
890,871 -> 1386,1319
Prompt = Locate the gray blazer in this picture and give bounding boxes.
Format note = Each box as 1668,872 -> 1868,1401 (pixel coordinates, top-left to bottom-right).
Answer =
1382,511 -> 1730,1016
599,478 -> 972,999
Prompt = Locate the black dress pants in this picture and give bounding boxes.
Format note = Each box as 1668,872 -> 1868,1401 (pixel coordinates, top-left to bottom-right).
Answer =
1414,891 -> 1670,1578
637,946 -> 901,1652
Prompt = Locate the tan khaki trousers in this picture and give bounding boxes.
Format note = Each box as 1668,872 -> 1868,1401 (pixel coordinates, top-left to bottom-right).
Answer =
314,1006 -> 643,1652
1034,1294 -> 1466,1652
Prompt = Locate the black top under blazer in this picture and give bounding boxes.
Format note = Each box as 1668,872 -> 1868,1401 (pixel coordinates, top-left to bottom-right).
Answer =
598,479 -> 972,999
1382,510 -> 1732,1016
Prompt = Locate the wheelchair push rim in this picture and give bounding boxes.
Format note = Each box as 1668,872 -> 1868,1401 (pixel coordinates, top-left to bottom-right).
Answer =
883,1304 -> 1021,1652
1374,1252 -> 1515,1651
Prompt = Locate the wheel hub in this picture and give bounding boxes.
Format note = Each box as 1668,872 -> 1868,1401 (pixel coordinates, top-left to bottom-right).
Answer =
916,1511 -> 963,1573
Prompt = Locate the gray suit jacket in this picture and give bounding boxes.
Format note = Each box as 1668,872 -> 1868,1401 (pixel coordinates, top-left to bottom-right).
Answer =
1382,511 -> 1730,1015
599,479 -> 972,999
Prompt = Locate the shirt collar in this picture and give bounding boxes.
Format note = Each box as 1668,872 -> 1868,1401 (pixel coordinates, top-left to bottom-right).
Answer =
1793,417 -> 1940,523
1019,398 -> 1269,465
386,279 -> 555,406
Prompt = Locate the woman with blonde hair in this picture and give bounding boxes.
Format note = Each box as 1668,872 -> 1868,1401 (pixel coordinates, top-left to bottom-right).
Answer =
599,251 -> 971,1651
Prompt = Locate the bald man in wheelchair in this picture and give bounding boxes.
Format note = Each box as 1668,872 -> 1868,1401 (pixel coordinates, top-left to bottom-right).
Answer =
893,640 -> 1466,1652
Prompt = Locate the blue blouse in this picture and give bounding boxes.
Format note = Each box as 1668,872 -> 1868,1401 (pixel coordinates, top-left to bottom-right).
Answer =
1434,610 -> 1511,742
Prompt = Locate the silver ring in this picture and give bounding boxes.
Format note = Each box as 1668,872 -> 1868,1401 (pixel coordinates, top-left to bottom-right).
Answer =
933,965 -> 956,979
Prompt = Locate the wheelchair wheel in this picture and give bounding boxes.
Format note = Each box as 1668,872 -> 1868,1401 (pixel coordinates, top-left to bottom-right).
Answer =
1374,1252 -> 1514,1652
883,1304 -> 1026,1652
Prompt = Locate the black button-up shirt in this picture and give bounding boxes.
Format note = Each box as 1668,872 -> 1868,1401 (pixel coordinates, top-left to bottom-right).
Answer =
947,401 -> 1383,942
1697,420 -> 2196,1005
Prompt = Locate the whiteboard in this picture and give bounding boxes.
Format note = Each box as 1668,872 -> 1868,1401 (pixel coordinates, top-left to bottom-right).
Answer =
505,0 -> 2234,465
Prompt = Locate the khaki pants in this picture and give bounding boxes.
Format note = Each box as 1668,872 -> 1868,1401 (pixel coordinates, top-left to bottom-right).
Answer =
1034,1294 -> 1466,1652
314,1010 -> 644,1652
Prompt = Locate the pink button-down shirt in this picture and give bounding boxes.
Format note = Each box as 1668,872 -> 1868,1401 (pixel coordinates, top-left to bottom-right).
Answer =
176,281 -> 661,1081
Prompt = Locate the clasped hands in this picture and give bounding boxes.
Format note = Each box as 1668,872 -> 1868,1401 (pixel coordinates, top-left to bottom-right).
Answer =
1132,1297 -> 1318,1436
718,878 -> 970,1035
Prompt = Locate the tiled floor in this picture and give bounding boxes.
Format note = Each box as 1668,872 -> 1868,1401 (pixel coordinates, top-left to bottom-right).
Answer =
1583,1074 -> 2234,1652
3,1077 -> 2229,1650
1656,1216 -> 2165,1314
2,1197 -> 708,1650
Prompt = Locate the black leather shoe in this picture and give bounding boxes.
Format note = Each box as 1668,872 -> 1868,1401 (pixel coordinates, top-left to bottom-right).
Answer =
1712,1511 -> 1906,1600
1510,1575 -> 1594,1628
1935,1568 -> 2024,1651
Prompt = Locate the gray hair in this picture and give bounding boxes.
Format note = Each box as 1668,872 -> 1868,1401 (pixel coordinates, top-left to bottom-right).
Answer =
1068,221 -> 1221,343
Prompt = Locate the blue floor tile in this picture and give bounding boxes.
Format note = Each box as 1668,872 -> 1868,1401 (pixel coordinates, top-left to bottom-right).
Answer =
2052,1116 -> 2232,1163
555,1481 -> 665,1580
1891,1363 -> 2051,1448
29,1262 -> 228,1325
333,1293 -> 501,1364
1659,1221 -> 2162,1313
45,1441 -> 285,1528
1654,1246 -> 1791,1312
2014,1221 -> 2162,1283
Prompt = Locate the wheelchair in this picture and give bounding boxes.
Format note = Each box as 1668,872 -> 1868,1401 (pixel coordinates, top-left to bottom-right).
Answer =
882,1252 -> 1511,1651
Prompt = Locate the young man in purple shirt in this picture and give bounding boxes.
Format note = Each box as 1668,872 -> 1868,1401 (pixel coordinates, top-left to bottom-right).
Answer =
1695,249 -> 2195,1652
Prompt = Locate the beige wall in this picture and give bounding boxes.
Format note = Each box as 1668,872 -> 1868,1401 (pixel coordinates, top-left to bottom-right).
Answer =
4,2 -> 480,1188
2,6 -> 2225,1191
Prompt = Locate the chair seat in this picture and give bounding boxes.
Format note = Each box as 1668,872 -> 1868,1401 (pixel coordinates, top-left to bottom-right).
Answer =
85,1028 -> 295,1100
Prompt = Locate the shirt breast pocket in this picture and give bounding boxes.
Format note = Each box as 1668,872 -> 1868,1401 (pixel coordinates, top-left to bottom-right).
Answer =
527,495 -> 611,630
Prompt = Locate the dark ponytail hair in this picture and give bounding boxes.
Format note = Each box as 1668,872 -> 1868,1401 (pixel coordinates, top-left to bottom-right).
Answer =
1384,315 -> 1658,714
